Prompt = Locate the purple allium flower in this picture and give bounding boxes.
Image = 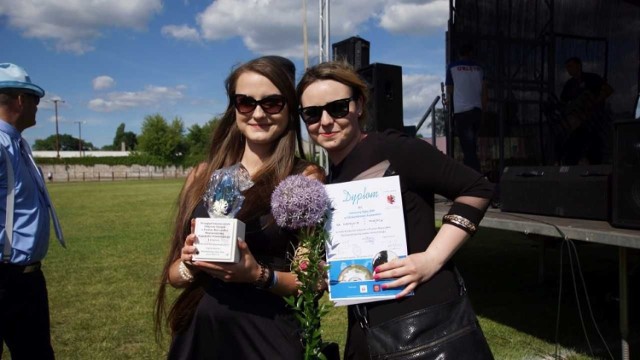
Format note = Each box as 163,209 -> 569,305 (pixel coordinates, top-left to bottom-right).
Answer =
271,175 -> 330,230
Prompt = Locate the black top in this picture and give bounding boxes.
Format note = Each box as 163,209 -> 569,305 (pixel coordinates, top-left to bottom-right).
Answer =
330,130 -> 494,359
168,201 -> 303,360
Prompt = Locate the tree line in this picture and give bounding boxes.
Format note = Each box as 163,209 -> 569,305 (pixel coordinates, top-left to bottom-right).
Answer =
33,113 -> 219,165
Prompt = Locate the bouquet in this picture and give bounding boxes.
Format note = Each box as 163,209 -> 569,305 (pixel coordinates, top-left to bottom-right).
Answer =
193,164 -> 253,263
271,175 -> 332,360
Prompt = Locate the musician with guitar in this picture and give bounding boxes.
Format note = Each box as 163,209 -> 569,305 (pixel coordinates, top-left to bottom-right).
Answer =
558,57 -> 614,165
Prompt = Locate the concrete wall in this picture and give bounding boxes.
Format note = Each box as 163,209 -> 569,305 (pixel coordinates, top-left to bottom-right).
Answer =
39,164 -> 192,182
33,150 -> 131,158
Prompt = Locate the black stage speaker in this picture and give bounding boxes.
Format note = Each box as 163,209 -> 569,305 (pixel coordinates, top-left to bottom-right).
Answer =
500,165 -> 611,221
611,121 -> 640,229
333,36 -> 370,70
357,63 -> 404,133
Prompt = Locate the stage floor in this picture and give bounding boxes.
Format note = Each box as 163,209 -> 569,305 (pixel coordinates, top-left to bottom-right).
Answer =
434,203 -> 640,249
434,201 -> 639,360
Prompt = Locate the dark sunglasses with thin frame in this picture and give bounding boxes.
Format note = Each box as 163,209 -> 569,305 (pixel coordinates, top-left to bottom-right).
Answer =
13,92 -> 40,106
233,94 -> 286,114
26,93 -> 40,106
299,97 -> 354,125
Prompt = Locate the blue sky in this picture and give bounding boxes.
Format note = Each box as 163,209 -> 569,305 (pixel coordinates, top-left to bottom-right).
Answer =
1,0 -> 449,148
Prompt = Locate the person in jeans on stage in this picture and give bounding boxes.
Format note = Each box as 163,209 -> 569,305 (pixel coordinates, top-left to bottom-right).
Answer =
0,63 -> 65,359
297,61 -> 494,359
446,43 -> 488,172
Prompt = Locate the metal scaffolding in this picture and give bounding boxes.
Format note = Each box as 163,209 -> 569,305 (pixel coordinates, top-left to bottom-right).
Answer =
448,0 -> 640,177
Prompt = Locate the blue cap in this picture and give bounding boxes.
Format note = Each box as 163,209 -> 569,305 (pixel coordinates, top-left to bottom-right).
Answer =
0,63 -> 45,98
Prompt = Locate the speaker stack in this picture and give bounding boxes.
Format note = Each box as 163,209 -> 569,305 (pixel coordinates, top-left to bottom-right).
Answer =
611,120 -> 640,229
499,121 -> 640,227
332,36 -> 404,133
333,36 -> 370,71
357,63 -> 404,133
500,165 -> 611,221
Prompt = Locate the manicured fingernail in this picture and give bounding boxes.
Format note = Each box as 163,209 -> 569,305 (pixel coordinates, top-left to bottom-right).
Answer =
374,266 -> 379,273
373,274 -> 380,280
381,284 -> 387,290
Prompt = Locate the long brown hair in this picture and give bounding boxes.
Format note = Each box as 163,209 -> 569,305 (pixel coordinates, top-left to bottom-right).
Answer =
296,60 -> 370,128
154,56 -> 312,341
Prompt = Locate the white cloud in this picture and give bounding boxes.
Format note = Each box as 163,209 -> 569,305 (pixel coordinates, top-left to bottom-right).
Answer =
402,73 -> 443,125
192,0 -> 385,58
379,0 -> 449,35
92,76 -> 116,90
161,24 -> 201,42
0,0 -> 162,54
47,114 -> 66,124
184,0 -> 444,58
88,85 -> 186,112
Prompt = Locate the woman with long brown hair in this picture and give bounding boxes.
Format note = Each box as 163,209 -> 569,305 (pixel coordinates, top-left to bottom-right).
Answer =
155,56 -> 323,359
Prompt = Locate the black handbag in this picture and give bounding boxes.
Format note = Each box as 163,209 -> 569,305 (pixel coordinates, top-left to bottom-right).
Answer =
353,271 -> 494,360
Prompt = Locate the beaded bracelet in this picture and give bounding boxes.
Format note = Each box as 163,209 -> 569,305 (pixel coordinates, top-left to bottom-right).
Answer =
254,263 -> 277,290
178,261 -> 194,283
254,263 -> 268,288
442,214 -> 477,235
264,266 -> 275,289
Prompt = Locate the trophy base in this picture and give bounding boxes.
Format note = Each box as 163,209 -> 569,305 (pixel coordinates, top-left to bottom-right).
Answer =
192,218 -> 245,263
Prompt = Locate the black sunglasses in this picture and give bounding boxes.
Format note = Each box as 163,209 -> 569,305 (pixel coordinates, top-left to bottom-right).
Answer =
19,92 -> 40,106
233,94 -> 286,114
299,97 -> 354,125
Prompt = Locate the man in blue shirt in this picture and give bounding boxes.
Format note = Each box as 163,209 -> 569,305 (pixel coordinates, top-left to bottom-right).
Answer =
445,44 -> 488,172
0,63 -> 64,359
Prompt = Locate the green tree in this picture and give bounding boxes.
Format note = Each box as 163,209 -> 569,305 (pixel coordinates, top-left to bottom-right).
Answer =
33,134 -> 94,151
111,123 -> 137,151
137,114 -> 186,163
186,117 -> 219,156
33,136 -> 56,150
113,123 -> 125,147
426,108 -> 446,137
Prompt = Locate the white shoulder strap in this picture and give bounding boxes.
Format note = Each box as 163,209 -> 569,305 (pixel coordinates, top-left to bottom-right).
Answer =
1,145 -> 15,262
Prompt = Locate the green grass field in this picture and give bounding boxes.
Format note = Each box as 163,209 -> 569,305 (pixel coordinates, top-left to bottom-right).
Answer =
2,179 -> 635,359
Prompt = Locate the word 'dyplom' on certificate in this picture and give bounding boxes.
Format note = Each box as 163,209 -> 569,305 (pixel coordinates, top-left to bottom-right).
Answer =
324,176 -> 412,306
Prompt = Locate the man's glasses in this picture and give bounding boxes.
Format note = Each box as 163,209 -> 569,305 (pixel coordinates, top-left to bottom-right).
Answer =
233,94 -> 286,114
299,97 -> 354,125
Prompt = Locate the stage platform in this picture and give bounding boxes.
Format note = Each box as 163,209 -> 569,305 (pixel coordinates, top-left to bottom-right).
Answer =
435,204 -> 640,250
435,202 -> 639,360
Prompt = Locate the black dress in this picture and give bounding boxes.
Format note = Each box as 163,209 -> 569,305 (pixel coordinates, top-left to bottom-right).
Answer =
168,201 -> 303,360
330,130 -> 495,360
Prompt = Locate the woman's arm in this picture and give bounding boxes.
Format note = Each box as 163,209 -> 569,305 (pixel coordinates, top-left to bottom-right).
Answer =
373,195 -> 489,298
166,164 -> 207,288
189,238 -> 301,296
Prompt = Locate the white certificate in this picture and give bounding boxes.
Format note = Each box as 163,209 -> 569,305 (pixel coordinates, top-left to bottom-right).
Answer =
324,176 -> 411,306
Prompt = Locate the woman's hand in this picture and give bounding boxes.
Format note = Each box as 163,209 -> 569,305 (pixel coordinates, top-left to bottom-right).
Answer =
191,239 -> 260,284
181,232 -> 199,263
372,252 -> 438,299
373,223 -> 473,299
